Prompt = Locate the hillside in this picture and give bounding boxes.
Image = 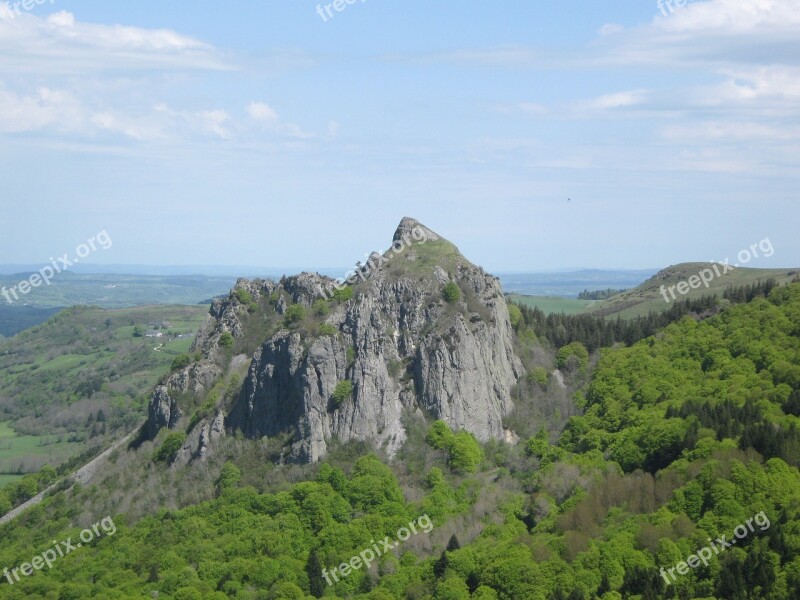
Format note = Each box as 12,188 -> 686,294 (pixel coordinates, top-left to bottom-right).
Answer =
585,263 -> 797,318
0,305 -> 207,491
144,217 -> 524,465
1,275 -> 799,597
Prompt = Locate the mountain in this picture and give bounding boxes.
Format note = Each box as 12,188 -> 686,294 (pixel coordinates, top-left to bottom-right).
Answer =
146,218 -> 523,464
3,263 -> 800,599
584,262 -> 798,318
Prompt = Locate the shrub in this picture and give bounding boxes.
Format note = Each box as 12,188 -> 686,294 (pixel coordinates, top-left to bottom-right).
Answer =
284,304 -> 305,325
556,341 -> 589,373
448,431 -> 483,474
426,420 -> 483,474
0,491 -> 11,516
527,367 -> 549,386
427,420 -> 454,450
387,359 -> 403,378
312,299 -> 330,316
332,286 -> 354,303
443,282 -> 461,303
331,380 -> 353,407
216,461 -> 241,493
153,431 -> 187,463
319,323 -> 337,337
508,304 -> 523,330
218,332 -> 234,348
170,354 -> 191,371
234,289 -> 253,305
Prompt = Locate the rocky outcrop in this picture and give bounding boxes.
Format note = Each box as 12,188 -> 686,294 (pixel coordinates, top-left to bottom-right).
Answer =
147,386 -> 181,438
146,217 -> 523,465
226,217 -> 523,462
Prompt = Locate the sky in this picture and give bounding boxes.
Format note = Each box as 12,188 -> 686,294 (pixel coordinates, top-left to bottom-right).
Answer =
0,0 -> 797,273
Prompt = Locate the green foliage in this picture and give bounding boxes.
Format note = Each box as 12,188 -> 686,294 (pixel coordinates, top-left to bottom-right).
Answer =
284,304 -> 305,325
427,420 -> 454,450
507,303 -> 523,330
426,420 -> 483,474
170,354 -> 192,371
331,380 -> 353,407
527,366 -> 549,386
577,288 -> 627,300
234,288 -> 253,305
318,323 -> 337,337
218,331 -> 234,348
312,298 -> 330,316
443,282 -> 461,303
332,286 -> 354,303
153,431 -> 187,463
216,461 -> 241,493
448,432 -> 484,474
556,341 -> 589,372
3,285 -> 800,600
0,304 -> 206,486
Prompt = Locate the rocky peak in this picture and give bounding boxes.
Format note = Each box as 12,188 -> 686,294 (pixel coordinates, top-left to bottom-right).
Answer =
393,216 -> 440,244
146,218 -> 523,465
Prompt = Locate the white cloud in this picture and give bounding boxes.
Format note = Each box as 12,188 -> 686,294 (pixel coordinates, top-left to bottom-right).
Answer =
0,85 -> 84,133
0,10 -> 318,145
246,101 -> 314,139
0,9 -> 229,74
247,102 -> 279,121
655,0 -> 800,33
575,90 -> 649,112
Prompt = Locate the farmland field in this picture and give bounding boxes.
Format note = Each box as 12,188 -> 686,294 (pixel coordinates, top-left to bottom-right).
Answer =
507,294 -> 595,315
0,421 -> 82,477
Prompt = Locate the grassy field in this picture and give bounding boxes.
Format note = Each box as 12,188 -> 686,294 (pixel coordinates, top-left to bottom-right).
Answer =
585,264 -> 798,318
0,304 -> 209,473
0,473 -> 22,489
0,422 -> 83,477
507,295 -> 595,315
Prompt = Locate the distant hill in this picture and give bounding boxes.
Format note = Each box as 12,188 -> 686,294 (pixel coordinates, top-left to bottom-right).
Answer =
0,305 -> 61,338
585,263 -> 798,318
0,304 -> 208,477
0,272 -> 237,310
497,268 -> 656,297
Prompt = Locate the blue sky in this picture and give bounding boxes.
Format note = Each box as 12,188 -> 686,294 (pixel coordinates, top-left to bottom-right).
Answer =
0,0 -> 797,272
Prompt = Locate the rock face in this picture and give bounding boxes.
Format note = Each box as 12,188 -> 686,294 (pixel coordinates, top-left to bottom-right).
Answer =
146,217 -> 523,464
147,386 -> 181,438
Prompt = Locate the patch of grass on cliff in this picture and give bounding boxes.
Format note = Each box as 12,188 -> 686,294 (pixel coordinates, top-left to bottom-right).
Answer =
387,239 -> 462,280
331,380 -> 353,408
152,431 -> 187,463
232,291 -> 283,356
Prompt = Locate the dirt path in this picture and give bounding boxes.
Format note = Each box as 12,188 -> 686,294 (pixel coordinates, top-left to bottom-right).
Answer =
0,426 -> 141,527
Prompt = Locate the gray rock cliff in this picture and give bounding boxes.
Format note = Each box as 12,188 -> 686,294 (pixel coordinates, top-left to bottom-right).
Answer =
146,217 -> 523,464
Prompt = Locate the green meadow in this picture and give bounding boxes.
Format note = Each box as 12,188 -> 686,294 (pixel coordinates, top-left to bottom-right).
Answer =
507,294 -> 594,315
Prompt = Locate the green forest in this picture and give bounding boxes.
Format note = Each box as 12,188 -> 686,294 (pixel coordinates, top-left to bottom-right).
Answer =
2,285 -> 800,599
